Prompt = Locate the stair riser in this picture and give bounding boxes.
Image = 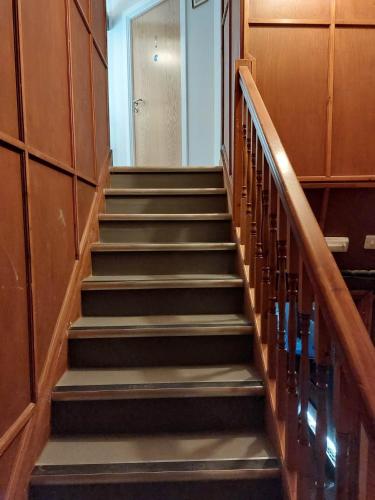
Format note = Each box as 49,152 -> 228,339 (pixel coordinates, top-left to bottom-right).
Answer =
91,250 -> 237,276
81,287 -> 244,317
99,220 -> 232,243
30,478 -> 283,500
110,172 -> 224,189
69,335 -> 253,368
52,396 -> 264,435
105,195 -> 228,214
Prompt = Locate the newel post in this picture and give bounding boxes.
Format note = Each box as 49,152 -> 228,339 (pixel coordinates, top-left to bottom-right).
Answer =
233,59 -> 250,226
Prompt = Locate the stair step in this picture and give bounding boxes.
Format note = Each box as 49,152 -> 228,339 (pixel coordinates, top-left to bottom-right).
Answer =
50,364 -> 264,435
81,276 -> 243,289
30,432 -> 280,493
104,188 -> 228,214
71,313 -> 252,332
53,364 -> 263,400
68,332 -> 254,369
91,242 -> 237,276
99,215 -> 232,243
81,281 -> 244,317
109,167 -> 224,189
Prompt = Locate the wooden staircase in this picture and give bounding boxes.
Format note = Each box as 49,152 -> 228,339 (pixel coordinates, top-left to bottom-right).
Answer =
29,167 -> 282,500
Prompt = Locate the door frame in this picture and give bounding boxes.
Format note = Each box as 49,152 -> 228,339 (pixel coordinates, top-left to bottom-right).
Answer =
124,0 -> 188,165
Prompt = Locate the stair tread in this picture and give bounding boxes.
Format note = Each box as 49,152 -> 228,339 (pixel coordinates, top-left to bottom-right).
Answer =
105,188 -> 227,196
33,431 -> 278,472
91,242 -> 236,252
54,364 -> 262,392
71,314 -> 252,331
110,166 -> 223,173
99,213 -> 231,221
82,276 -> 243,290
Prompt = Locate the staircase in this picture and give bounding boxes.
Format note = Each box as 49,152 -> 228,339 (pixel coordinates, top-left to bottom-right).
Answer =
29,167 -> 282,500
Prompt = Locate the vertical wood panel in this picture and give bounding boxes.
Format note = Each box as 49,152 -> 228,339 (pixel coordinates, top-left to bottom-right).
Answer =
77,180 -> 96,240
249,0 -> 330,20
93,48 -> 109,174
332,28 -> 375,176
0,432 -> 23,498
91,0 -> 107,55
0,0 -> 20,138
0,147 -> 31,436
248,26 -> 329,177
28,162 -> 76,378
78,0 -> 90,20
21,0 -> 72,164
70,0 -> 96,179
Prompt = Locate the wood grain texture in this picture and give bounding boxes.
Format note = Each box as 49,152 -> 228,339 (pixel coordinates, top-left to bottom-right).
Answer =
70,0 -> 96,179
248,26 -> 329,177
132,0 -> 181,166
0,432 -> 23,498
77,180 -> 96,241
28,161 -> 76,379
0,0 -> 20,139
21,0 -> 72,165
93,47 -> 110,175
336,0 -> 375,21
248,0 -> 330,21
78,0 -> 90,20
332,28 -> 375,176
0,147 -> 31,436
91,0 -> 107,56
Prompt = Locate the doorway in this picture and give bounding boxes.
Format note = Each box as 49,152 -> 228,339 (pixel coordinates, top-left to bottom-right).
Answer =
131,0 -> 182,166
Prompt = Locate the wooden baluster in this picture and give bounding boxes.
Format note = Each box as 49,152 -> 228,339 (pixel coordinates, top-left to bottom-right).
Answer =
260,162 -> 270,343
240,97 -> 248,243
267,176 -> 278,378
248,127 -> 258,286
276,200 -> 287,420
297,262 -> 314,499
334,360 -> 360,500
254,146 -> 264,312
285,228 -> 299,470
244,114 -> 252,265
314,306 -> 331,500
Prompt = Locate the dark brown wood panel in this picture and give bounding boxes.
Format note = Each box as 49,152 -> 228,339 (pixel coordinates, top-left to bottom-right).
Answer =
249,0 -> 330,20
248,26 -> 329,177
77,179 -> 96,240
93,47 -> 109,174
70,0 -> 96,179
21,0 -> 72,164
28,161 -> 76,379
91,0 -> 107,56
0,147 -> 31,436
332,28 -> 375,177
0,0 -> 20,138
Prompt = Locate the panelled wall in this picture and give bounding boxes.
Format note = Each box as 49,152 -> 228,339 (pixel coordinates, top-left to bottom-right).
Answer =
244,0 -> 375,180
0,0 -> 109,496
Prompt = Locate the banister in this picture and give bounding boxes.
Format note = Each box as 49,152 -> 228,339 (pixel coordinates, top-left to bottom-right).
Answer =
238,64 -> 375,438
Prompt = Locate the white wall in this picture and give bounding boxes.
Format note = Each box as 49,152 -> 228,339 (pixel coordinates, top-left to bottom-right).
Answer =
107,0 -> 221,166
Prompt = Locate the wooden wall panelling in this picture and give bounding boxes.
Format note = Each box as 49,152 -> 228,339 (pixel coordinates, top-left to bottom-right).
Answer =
70,0 -> 96,180
21,0 -> 72,165
0,432 -> 23,497
78,179 -> 96,241
93,48 -> 110,175
0,0 -> 20,139
248,26 -> 329,177
331,28 -> 375,177
0,146 -> 32,436
248,0 -> 330,21
91,0 -> 107,56
336,0 -> 375,22
28,161 -> 76,380
78,0 -> 90,21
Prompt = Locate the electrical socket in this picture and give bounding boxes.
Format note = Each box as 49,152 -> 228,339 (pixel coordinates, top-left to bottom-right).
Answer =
364,235 -> 375,250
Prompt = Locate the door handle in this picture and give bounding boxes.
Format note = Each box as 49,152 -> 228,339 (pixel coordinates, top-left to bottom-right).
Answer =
133,98 -> 145,113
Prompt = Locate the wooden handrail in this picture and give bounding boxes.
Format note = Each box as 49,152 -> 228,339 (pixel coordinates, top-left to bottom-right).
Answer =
228,60 -> 375,499
239,65 -> 375,434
